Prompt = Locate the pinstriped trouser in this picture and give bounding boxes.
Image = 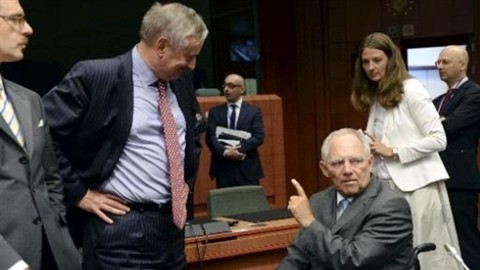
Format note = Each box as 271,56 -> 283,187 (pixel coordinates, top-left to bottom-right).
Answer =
81,208 -> 186,270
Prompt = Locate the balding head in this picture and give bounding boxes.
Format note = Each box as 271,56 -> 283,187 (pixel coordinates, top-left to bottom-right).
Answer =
442,45 -> 469,63
436,45 -> 469,87
222,73 -> 245,103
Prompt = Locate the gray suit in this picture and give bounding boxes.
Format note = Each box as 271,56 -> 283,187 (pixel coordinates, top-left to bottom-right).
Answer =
0,79 -> 81,270
278,179 -> 413,270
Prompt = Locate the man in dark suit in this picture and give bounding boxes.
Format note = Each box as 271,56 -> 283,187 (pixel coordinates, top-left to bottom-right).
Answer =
206,73 -> 264,188
42,2 -> 208,269
0,0 -> 81,269
279,128 -> 413,269
433,45 -> 480,270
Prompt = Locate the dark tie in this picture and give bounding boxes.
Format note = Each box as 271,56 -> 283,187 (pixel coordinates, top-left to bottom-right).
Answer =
229,104 -> 236,129
157,80 -> 189,229
439,88 -> 455,115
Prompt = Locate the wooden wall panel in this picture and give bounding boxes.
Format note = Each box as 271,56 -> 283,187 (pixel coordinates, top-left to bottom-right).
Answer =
346,1 -> 383,41
475,0 -> 480,84
415,0 -> 474,36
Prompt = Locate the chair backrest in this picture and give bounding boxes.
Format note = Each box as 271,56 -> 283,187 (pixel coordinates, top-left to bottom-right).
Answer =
207,185 -> 270,218
195,88 -> 221,96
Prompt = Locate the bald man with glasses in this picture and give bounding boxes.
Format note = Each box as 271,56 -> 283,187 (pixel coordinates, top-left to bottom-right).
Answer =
206,73 -> 265,188
0,0 -> 81,269
433,45 -> 480,270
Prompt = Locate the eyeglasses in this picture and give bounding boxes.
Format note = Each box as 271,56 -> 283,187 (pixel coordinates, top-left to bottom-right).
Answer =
326,155 -> 370,170
221,82 -> 243,89
435,59 -> 459,67
0,14 -> 28,31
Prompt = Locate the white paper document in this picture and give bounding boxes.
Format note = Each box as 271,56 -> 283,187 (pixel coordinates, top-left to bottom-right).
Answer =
215,126 -> 252,140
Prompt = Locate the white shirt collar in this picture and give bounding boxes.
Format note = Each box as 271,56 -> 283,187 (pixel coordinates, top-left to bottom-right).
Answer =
336,192 -> 353,206
229,97 -> 243,108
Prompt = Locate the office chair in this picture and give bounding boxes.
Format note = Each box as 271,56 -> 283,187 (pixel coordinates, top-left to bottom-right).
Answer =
207,185 -> 270,218
195,88 -> 221,96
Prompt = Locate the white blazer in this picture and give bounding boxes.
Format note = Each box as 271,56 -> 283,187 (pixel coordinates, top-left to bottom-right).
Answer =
366,78 -> 449,192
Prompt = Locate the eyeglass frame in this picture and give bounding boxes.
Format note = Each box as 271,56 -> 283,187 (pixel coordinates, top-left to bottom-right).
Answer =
325,155 -> 371,170
0,14 -> 28,31
221,82 -> 243,89
435,58 -> 462,67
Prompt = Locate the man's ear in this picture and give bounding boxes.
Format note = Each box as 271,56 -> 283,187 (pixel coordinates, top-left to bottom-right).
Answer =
155,36 -> 168,55
460,59 -> 468,72
319,161 -> 329,178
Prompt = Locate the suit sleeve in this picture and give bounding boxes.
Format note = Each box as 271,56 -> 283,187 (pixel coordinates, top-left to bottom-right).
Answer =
239,106 -> 264,153
397,80 -> 446,163
43,62 -> 91,205
193,98 -> 206,161
38,95 -> 67,216
205,108 -> 227,157
442,83 -> 480,139
279,196 -> 412,269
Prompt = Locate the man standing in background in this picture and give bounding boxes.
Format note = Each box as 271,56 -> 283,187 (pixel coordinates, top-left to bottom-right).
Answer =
0,0 -> 81,269
206,73 -> 265,188
433,45 -> 480,270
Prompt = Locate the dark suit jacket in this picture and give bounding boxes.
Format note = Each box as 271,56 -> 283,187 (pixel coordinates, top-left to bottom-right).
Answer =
433,80 -> 480,190
206,101 -> 264,185
278,179 -> 414,270
0,79 -> 81,270
42,51 -> 199,205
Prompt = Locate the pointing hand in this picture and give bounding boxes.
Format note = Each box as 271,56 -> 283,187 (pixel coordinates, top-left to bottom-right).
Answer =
288,179 -> 315,228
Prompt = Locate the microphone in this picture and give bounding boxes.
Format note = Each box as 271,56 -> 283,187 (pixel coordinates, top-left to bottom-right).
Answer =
444,243 -> 470,270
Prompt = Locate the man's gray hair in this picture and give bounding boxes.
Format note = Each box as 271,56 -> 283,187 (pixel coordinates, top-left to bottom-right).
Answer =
321,128 -> 371,161
139,2 -> 209,48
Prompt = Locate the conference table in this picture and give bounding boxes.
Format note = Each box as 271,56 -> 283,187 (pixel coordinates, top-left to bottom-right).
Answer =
185,217 -> 299,270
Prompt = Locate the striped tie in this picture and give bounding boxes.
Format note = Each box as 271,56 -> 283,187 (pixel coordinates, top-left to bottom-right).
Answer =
0,84 -> 25,148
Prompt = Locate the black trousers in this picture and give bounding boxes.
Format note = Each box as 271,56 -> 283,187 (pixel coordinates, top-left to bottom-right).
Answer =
448,189 -> 480,270
82,205 -> 186,270
41,229 -> 59,270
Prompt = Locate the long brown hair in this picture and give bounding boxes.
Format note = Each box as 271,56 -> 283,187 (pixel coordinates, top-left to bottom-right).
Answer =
351,32 -> 411,113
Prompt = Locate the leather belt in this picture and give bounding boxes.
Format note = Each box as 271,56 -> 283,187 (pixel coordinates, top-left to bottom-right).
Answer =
126,201 -> 171,215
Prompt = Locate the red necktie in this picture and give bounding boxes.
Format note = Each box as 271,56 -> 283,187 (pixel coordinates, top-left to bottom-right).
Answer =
439,88 -> 455,115
444,88 -> 455,103
157,80 -> 189,229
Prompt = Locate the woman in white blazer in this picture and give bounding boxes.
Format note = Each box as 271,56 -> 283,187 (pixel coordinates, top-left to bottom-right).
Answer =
351,32 -> 460,270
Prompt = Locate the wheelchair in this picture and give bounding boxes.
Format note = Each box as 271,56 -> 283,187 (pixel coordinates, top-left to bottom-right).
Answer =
413,243 -> 436,270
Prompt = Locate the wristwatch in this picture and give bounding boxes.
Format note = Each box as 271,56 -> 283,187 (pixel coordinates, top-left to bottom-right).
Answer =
392,147 -> 399,159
